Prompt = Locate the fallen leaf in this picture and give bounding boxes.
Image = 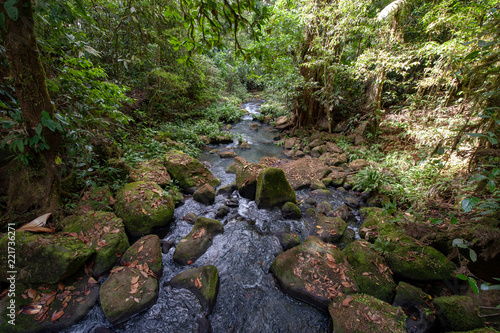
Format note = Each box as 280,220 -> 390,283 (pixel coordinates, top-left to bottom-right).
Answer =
143,262 -> 149,272
103,226 -> 110,233
187,260 -> 194,265
369,313 -> 382,322
88,277 -> 98,284
362,272 -> 372,276
21,305 -> 42,315
130,283 -> 139,294
195,277 -> 202,289
27,288 -> 37,299
131,275 -> 140,284
140,271 -> 148,279
110,266 -> 125,274
134,297 -> 140,303
18,213 -> 51,230
111,228 -> 121,234
97,239 -> 107,247
326,253 -> 335,262
51,309 -> 64,322
58,282 -> 65,291
46,294 -> 56,306
138,245 -> 144,253
342,295 -> 353,307
180,239 -> 188,243
192,227 -> 206,239
341,282 -> 351,288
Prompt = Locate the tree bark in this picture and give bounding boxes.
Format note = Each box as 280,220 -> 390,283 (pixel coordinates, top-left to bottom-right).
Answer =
1,0 -> 61,214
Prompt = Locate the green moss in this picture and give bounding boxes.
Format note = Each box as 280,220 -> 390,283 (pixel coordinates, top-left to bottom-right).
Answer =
115,181 -> 175,237
255,167 -> 296,209
120,235 -> 162,277
434,296 -> 485,331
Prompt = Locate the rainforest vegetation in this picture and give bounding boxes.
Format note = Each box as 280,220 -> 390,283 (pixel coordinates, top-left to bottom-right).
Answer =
0,0 -> 499,330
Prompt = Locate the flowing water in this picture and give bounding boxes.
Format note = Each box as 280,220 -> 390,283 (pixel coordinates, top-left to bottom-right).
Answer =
66,100 -> 363,333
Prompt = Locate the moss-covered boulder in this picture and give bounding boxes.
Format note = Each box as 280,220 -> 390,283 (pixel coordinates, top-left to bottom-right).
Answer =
60,211 -> 129,277
255,167 -> 296,209
343,240 -> 396,303
434,296 -> 485,332
328,293 -> 407,333
0,231 -> 94,284
270,236 -> 358,311
77,186 -> 114,213
115,181 -> 175,237
120,235 -> 162,277
272,158 -> 332,190
234,157 -> 266,199
164,150 -> 219,193
281,202 -> 302,220
129,158 -> 171,186
311,215 -> 347,244
100,266 -> 159,325
392,281 -> 436,332
193,184 -> 216,205
277,232 -> 301,251
359,207 -> 399,241
173,217 -> 224,265
167,265 -> 219,314
0,270 -> 99,333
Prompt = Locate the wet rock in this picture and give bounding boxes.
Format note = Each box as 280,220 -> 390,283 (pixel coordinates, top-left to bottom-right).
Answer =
255,167 -> 296,209
183,212 -> 198,224
216,183 -> 237,196
283,149 -> 295,158
0,231 -> 94,284
234,157 -> 267,200
329,293 -> 406,333
115,182 -> 175,238
321,177 -> 332,187
164,150 -> 220,194
173,217 -> 224,265
249,123 -> 260,131
197,315 -> 212,333
0,270 -> 100,333
270,236 -> 358,311
308,138 -> 323,149
225,163 -> 238,174
345,197 -> 360,208
161,240 -> 175,254
311,215 -> 347,244
94,327 -> 114,333
275,115 -> 290,128
329,170 -> 347,187
193,184 -> 216,205
434,296 -> 485,332
343,240 -> 396,303
278,232 -> 301,250
215,205 -> 230,219
348,159 -> 369,171
226,198 -> 239,207
343,175 -> 355,190
310,180 -> 327,190
295,150 -> 305,157
392,282 -> 436,333
305,197 -> 317,206
210,134 -> 233,144
77,186 -> 114,213
120,234 -> 162,277
274,158 -> 332,190
339,227 -> 356,246
281,202 -> 302,220
168,265 -> 219,314
129,159 -> 171,186
284,137 -> 297,149
100,266 -> 159,325
60,211 -> 129,278
219,150 -> 237,158
317,201 -> 333,215
238,142 -> 251,150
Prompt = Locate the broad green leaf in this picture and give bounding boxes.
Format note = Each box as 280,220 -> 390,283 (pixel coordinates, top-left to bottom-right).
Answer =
464,50 -> 480,61
469,249 -> 477,262
465,132 -> 486,138
456,273 -> 468,281
430,218 -> 442,224
488,179 -> 496,192
450,217 -> 457,225
468,277 -> 479,295
462,197 -> 480,212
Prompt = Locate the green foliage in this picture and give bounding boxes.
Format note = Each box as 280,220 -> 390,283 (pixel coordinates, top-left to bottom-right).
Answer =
354,165 -> 388,194
461,167 -> 500,216
204,102 -> 245,123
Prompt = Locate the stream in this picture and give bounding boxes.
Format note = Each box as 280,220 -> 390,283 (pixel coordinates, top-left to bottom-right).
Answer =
65,100 -> 362,333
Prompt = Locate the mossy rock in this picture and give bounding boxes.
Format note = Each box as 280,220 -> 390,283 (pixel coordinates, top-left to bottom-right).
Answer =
328,293 -> 407,333
100,266 -> 159,325
270,236 -> 358,311
311,179 -> 326,190
434,295 -> 485,332
0,270 -> 99,333
393,281 -> 430,309
77,186 -> 114,213
167,265 -> 219,314
278,232 -> 301,251
0,231 -> 94,284
115,181 -> 175,238
164,150 -> 219,193
234,157 -> 266,200
281,202 -> 302,220
129,158 -> 171,186
173,217 -> 224,265
392,281 -> 436,332
311,215 -> 347,244
60,211 -> 129,277
193,184 -> 215,205
120,235 -> 162,277
255,167 -> 296,209
359,207 -> 401,242
343,240 -> 396,303
216,183 -> 237,196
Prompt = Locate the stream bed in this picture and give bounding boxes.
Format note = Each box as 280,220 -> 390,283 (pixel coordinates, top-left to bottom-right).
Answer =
65,100 -> 363,333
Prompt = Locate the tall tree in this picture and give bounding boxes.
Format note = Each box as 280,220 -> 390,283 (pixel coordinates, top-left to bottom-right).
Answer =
1,0 -> 61,213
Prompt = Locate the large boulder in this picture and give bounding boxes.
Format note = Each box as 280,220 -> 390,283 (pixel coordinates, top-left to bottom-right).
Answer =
392,281 -> 436,332
233,157 -> 267,199
99,266 -> 159,325
0,271 -> 99,333
164,150 -> 219,193
270,236 -> 358,311
129,159 -> 171,186
167,265 -> 219,314
329,293 -> 407,333
433,296 -> 485,332
115,181 -> 175,237
255,167 -> 296,209
193,184 -> 216,205
173,217 -> 224,265
76,186 -> 114,213
343,240 -> 396,303
120,235 -> 163,277
0,231 -> 94,284
60,211 -> 129,277
264,158 -> 332,190
310,215 -> 347,244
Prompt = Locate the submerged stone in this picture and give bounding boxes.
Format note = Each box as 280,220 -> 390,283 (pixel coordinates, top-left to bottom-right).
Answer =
168,265 -> 219,314
255,167 -> 296,209
329,293 -> 406,333
173,217 -> 224,265
115,181 -> 175,238
270,236 -> 358,311
164,150 -> 219,193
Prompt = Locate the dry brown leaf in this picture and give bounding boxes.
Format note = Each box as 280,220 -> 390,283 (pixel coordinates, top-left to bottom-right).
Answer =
21,305 -> 42,315
138,245 -> 144,253
51,309 -> 64,322
341,282 -> 351,288
369,313 -> 382,322
58,282 -> 65,291
140,271 -> 149,279
134,297 -> 140,303
187,260 -> 194,265
46,294 -> 56,306
326,253 -> 335,262
194,277 -> 202,289
143,262 -> 149,272
88,277 -> 98,284
362,272 -> 372,276
180,239 -> 188,243
131,275 -> 140,284
97,239 -> 108,247
76,297 -> 84,302
342,295 -> 353,307
130,283 -> 139,294
192,227 -> 206,239
103,226 -> 110,233
27,288 -> 37,299
110,266 -> 125,274
111,228 -> 121,234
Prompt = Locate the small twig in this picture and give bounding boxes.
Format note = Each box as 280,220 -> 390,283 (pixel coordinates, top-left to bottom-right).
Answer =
479,313 -> 500,318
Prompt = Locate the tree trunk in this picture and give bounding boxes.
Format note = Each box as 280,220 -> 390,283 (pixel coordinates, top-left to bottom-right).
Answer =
1,0 -> 61,214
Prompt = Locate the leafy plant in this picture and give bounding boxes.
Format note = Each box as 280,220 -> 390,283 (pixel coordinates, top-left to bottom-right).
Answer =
354,165 -> 388,194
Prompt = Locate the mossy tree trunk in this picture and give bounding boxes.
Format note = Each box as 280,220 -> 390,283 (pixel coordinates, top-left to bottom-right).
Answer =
1,0 -> 61,214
